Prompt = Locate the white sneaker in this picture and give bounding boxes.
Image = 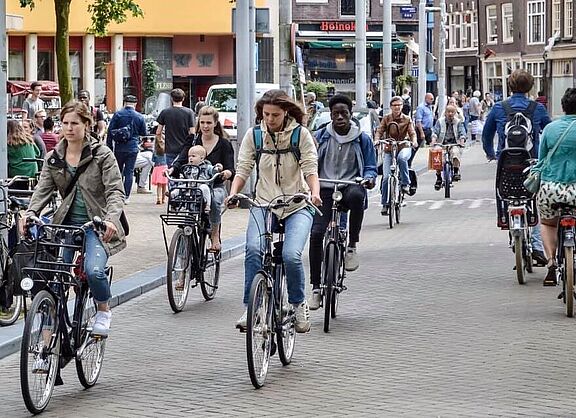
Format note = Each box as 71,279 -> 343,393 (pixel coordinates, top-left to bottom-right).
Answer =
92,311 -> 112,337
294,301 -> 311,333
308,290 -> 322,310
32,356 -> 49,374
236,310 -> 247,330
345,247 -> 359,271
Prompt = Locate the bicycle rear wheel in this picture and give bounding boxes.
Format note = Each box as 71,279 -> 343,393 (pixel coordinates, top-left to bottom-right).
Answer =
443,162 -> 451,199
20,290 -> 60,414
565,246 -> 574,318
0,294 -> 23,326
388,176 -> 396,229
323,243 -> 337,333
246,273 -> 272,388
200,235 -> 220,301
276,269 -> 295,366
395,190 -> 402,224
75,291 -> 107,388
513,235 -> 526,285
166,229 -> 191,313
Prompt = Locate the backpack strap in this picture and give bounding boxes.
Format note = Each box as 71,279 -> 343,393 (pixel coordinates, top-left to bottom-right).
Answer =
523,101 -> 538,119
289,125 -> 302,162
502,100 -> 514,121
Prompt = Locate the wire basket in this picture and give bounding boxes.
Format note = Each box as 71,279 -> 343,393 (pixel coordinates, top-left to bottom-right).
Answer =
161,184 -> 204,227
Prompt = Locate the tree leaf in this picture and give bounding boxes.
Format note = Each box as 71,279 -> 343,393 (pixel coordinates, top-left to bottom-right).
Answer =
87,0 -> 144,37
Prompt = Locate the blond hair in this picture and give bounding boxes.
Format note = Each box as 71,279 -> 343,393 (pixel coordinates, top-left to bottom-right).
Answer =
9,120 -> 34,146
189,145 -> 207,159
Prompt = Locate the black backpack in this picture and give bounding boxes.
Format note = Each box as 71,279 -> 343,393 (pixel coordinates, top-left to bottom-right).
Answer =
401,97 -> 411,116
502,100 -> 537,151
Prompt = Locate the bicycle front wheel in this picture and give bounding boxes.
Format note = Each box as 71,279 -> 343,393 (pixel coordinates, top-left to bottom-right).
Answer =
323,243 -> 337,333
0,294 -> 23,326
20,290 -> 60,415
200,236 -> 220,301
166,229 -> 191,313
388,176 -> 396,229
75,291 -> 107,388
276,270 -> 295,366
395,191 -> 402,224
246,273 -> 272,388
443,163 -> 451,199
565,246 -> 574,318
513,235 -> 526,285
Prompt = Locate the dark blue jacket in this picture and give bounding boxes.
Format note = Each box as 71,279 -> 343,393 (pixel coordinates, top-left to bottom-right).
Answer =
106,106 -> 147,153
482,93 -> 551,159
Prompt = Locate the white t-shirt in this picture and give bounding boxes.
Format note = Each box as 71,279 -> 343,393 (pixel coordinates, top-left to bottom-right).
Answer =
23,97 -> 45,119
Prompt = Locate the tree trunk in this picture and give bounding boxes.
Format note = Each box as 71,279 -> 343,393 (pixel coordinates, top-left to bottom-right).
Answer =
54,0 -> 73,105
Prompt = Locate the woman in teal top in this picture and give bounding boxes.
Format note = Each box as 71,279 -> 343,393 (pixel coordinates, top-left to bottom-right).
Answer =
7,119 -> 40,181
536,88 -> 576,285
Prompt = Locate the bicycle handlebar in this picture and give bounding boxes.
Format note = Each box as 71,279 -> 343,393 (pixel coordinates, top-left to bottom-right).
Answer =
164,171 -> 222,185
431,143 -> 465,148
374,139 -> 412,146
226,193 -> 322,217
1,176 -> 32,188
319,177 -> 365,186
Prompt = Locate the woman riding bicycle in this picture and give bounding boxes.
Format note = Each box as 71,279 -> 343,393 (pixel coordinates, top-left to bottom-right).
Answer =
375,96 -> 418,216
170,106 -> 235,252
535,88 -> 576,286
24,101 -> 126,336
226,89 -> 321,333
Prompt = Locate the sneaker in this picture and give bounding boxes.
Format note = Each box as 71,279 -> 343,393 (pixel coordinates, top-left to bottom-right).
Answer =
308,290 -> 322,310
124,198 -> 130,205
381,206 -> 389,216
543,263 -> 558,287
401,185 -> 410,195
236,310 -> 247,331
434,177 -> 442,191
92,311 -> 112,337
137,187 -> 152,194
345,247 -> 359,271
453,171 -> 461,182
294,301 -> 311,333
532,250 -> 547,267
32,357 -> 49,374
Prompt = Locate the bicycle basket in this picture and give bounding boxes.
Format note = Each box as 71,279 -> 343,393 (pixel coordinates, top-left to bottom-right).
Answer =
168,185 -> 205,215
8,238 -> 58,296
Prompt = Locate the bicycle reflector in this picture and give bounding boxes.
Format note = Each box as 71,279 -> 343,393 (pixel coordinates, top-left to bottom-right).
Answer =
20,277 -> 34,291
560,217 -> 576,227
509,208 -> 525,216
332,191 -> 343,202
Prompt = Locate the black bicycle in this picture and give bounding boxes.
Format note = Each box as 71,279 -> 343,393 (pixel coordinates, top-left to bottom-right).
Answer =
554,203 -> 576,317
19,217 -> 112,414
229,193 -> 319,388
433,143 -> 464,199
161,171 -> 221,313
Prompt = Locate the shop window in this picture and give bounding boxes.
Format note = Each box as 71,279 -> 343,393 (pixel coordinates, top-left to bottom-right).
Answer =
70,51 -> 82,97
95,52 -> 111,106
9,51 -> 25,80
339,0 -> 369,17
37,51 -> 54,81
123,51 -> 139,97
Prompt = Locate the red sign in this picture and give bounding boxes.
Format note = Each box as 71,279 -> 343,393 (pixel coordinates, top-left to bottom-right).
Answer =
320,21 -> 356,31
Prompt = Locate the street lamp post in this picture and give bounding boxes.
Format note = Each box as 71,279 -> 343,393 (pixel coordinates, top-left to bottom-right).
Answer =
355,0 -> 367,108
0,0 -> 7,179
382,0 -> 393,114
418,0 -> 427,107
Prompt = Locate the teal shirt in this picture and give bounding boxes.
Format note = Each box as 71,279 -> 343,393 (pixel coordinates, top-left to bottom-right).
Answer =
538,115 -> 576,184
65,164 -> 90,225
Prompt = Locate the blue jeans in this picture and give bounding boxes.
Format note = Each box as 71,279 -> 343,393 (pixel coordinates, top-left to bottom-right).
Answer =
381,147 -> 411,205
63,229 -> 110,304
243,207 -> 313,305
166,154 -> 178,168
114,151 -> 138,198
532,224 -> 543,252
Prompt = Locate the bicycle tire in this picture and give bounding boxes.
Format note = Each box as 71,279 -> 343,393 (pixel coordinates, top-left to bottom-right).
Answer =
276,269 -> 295,366
166,229 -> 191,313
200,235 -> 220,301
331,246 -> 343,320
0,294 -> 23,326
395,190 -> 402,224
388,176 -> 396,229
514,236 -> 526,285
323,243 -> 337,333
443,162 -> 451,199
565,246 -> 574,318
525,250 -> 534,273
20,290 -> 60,414
246,272 -> 272,389
75,291 -> 106,388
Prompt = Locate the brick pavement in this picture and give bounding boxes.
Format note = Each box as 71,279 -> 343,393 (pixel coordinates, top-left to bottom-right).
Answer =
2,144 -> 576,416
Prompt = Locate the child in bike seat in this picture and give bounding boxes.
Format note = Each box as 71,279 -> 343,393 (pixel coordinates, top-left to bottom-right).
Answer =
431,105 -> 466,190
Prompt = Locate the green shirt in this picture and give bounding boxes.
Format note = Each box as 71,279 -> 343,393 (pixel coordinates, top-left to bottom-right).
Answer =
7,143 -> 40,178
539,115 -> 576,184
65,164 -> 90,225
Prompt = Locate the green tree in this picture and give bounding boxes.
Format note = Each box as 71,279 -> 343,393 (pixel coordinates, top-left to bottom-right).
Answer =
19,0 -> 143,104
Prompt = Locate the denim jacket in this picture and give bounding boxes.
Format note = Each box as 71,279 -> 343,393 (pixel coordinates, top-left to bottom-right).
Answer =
106,106 -> 147,154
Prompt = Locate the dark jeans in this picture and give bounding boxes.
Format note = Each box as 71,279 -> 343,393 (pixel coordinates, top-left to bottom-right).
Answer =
309,185 -> 366,287
114,151 -> 138,198
409,127 -> 431,167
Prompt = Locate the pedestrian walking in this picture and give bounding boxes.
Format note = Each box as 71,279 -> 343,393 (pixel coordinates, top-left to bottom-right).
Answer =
78,90 -> 106,139
21,81 -> 44,119
410,92 -> 434,167
151,138 -> 168,205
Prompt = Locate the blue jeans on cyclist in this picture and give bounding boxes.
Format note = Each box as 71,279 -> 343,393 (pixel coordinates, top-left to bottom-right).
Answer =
243,206 -> 313,306
381,147 -> 411,206
63,228 -> 110,303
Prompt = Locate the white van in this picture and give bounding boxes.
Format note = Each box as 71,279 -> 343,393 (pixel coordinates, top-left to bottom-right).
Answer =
206,83 -> 293,139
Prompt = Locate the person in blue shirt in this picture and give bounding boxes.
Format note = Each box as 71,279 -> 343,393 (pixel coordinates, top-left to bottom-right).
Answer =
106,94 -> 147,202
482,69 -> 551,161
410,92 -> 435,167
482,69 -> 551,267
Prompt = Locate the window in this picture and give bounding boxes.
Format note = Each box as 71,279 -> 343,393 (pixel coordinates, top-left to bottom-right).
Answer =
501,3 -> 513,43
527,1 -> 545,44
69,51 -> 82,97
471,10 -> 478,47
452,14 -> 461,49
8,51 -> 25,81
37,51 -> 54,81
553,59 -> 573,76
485,61 -> 503,101
340,0 -> 369,17
525,61 -> 544,97
486,5 -> 498,44
553,0 -> 561,34
94,52 -> 111,106
565,0 -> 573,37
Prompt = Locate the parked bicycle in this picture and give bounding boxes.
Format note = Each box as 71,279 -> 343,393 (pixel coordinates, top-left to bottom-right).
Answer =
227,192 -> 319,389
554,203 -> 576,317
375,138 -> 412,228
19,217 -> 112,414
161,171 -> 221,313
433,143 -> 464,199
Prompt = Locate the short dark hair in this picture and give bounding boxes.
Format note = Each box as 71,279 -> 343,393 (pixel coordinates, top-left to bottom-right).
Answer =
390,96 -> 403,106
43,116 -> 54,131
170,88 -> 185,102
30,81 -> 42,91
561,88 -> 576,115
508,69 -> 534,94
78,89 -> 90,99
328,94 -> 353,112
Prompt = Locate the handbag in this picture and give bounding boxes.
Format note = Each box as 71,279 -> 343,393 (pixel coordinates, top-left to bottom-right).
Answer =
523,120 -> 576,194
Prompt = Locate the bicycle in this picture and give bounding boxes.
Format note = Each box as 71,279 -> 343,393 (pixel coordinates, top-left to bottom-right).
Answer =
317,178 -> 364,332
228,192 -> 319,388
432,143 -> 464,199
161,171 -> 222,313
19,217 -> 112,414
554,203 -> 576,317
505,197 -> 537,285
375,138 -> 412,229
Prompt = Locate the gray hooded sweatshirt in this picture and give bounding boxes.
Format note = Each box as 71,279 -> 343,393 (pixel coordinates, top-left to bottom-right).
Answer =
318,122 -> 361,188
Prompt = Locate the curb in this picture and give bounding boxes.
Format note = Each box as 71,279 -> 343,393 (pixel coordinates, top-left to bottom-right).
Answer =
0,235 -> 245,360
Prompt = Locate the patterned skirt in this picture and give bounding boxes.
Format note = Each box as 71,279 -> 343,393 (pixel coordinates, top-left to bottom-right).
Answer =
537,181 -> 576,223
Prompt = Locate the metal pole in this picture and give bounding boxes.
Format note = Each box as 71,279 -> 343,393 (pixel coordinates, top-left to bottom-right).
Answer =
249,0 -> 256,124
418,0 -> 427,107
236,0 -> 250,146
382,0 -> 393,114
0,0 -> 7,179
279,0 -> 292,94
437,0 -> 447,117
355,0 -> 367,108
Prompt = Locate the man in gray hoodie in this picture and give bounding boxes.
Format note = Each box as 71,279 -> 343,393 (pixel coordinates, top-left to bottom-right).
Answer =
308,94 -> 377,310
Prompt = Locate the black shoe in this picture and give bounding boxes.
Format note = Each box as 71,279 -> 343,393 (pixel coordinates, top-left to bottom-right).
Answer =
401,185 -> 410,195
381,206 -> 389,216
532,250 -> 547,267
453,171 -> 461,182
543,265 -> 558,286
434,178 -> 442,191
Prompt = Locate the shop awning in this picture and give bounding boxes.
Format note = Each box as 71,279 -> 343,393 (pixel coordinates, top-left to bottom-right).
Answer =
305,40 -> 405,50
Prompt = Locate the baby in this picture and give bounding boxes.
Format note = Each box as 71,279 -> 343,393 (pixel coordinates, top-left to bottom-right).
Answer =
181,145 -> 222,212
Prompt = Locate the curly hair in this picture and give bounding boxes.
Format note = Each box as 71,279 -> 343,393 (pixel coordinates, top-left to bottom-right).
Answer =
328,94 -> 353,112
508,69 -> 534,94
255,89 -> 305,125
196,105 -> 229,139
60,100 -> 94,131
8,120 -> 34,146
561,88 -> 576,115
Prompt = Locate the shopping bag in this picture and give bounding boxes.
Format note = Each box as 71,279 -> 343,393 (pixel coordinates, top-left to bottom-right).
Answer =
428,148 -> 443,171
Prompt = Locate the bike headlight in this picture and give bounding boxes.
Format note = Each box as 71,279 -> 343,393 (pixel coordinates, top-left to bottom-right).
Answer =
183,226 -> 194,236
20,277 -> 34,292
332,191 -> 343,202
